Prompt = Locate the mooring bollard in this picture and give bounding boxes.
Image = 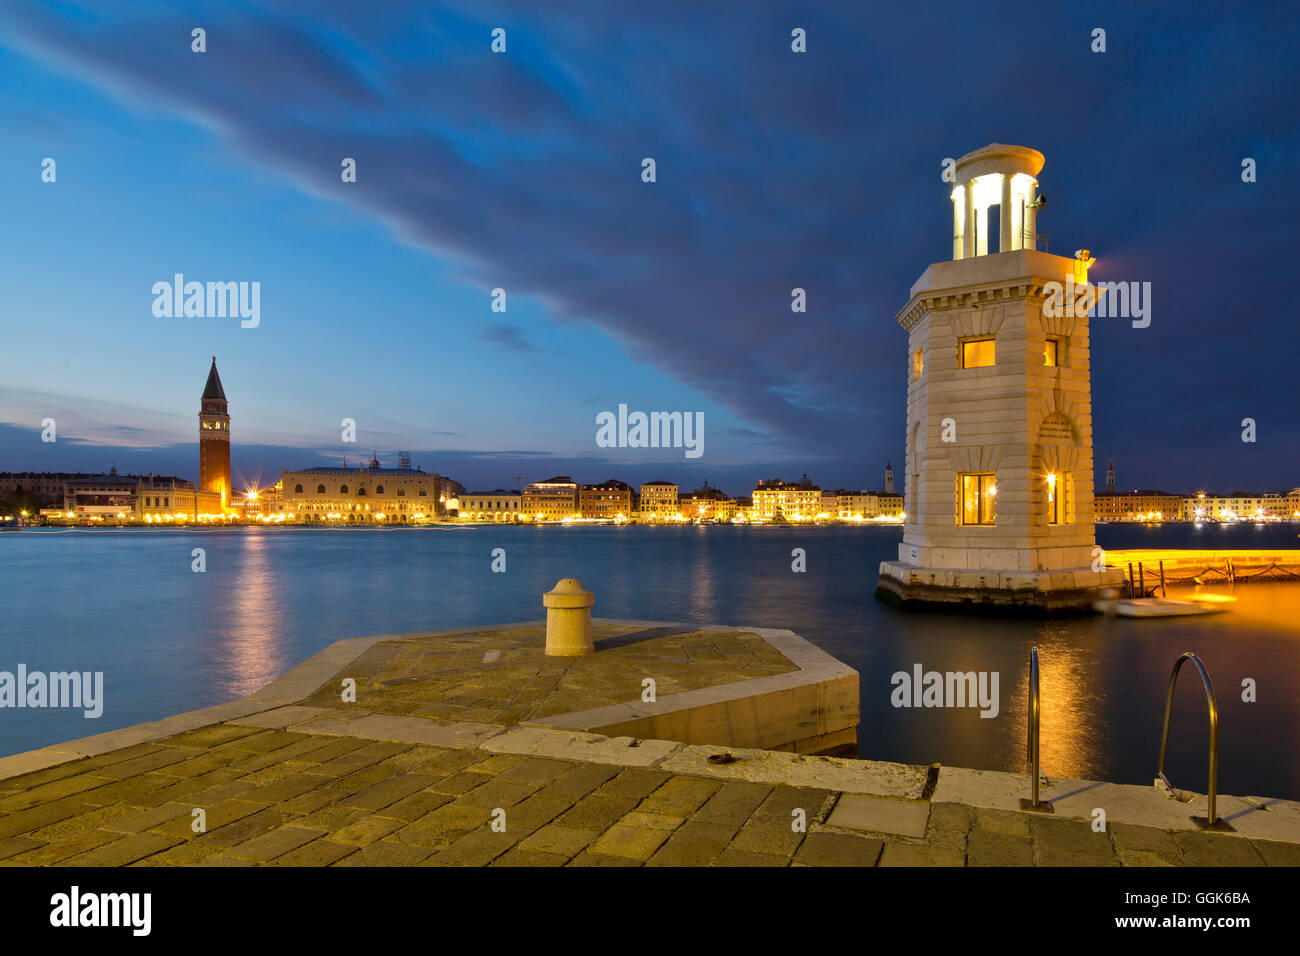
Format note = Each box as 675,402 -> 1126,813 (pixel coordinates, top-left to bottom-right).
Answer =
543,578 -> 595,656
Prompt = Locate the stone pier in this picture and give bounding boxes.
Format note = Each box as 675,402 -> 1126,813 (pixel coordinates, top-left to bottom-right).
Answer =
0,620 -> 1297,867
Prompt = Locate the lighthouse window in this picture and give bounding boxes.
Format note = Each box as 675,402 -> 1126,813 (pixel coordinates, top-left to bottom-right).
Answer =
960,337 -> 996,369
958,473 -> 997,525
1044,338 -> 1061,367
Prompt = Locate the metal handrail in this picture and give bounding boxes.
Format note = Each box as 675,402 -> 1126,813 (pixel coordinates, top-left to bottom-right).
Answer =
1156,652 -> 1221,827
1021,647 -> 1051,811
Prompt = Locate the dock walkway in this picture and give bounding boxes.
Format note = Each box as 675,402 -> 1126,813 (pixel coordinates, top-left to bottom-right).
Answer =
1,621 -> 1297,867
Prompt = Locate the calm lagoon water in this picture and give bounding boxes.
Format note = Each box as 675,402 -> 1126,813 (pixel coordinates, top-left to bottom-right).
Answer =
2,522 -> 1298,800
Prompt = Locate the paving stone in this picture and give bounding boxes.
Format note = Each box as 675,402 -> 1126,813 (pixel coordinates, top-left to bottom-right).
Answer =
330,815 -> 406,846
62,831 -> 183,866
339,773 -> 441,811
518,824 -> 600,857
1110,823 -> 1181,857
752,786 -> 832,824
588,824 -> 671,860
194,806 -> 287,847
692,781 -> 771,825
0,796 -> 102,841
374,790 -> 453,822
793,831 -> 882,867
647,821 -> 736,866
636,776 -> 719,816
161,725 -> 264,749
429,827 -> 519,866
0,773 -> 115,811
490,848 -> 570,867
827,795 -> 929,838
0,836 -> 45,862
452,779 -> 545,810
1116,848 -> 1179,867
540,763 -> 621,802
332,841 -> 433,866
1034,846 -> 1119,866
429,770 -> 494,796
271,839 -> 358,866
556,795 -> 640,832
4,830 -> 120,865
1253,840 -> 1300,866
1028,815 -> 1115,855
928,802 -> 972,832
880,842 -> 965,866
973,807 -> 1031,836
967,829 -> 1034,866
102,803 -> 195,834
1174,831 -> 1266,867
728,817 -> 804,857
713,848 -> 789,867
226,826 -> 327,862
618,811 -> 684,832
595,768 -> 672,801
567,850 -> 641,867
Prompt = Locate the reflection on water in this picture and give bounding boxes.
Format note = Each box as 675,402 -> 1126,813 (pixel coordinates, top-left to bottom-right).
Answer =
221,530 -> 288,699
2,523 -> 1298,800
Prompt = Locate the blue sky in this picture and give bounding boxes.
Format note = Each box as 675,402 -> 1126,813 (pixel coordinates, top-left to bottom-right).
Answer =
1,0 -> 1297,496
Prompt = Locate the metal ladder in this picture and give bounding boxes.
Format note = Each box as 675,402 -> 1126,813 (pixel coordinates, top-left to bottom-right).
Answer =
1156,651 -> 1230,830
1021,647 -> 1053,812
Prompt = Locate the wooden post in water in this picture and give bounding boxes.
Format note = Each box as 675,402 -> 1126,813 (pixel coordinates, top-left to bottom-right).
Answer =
1128,562 -> 1135,598
1139,562 -> 1146,598
1159,560 -> 1167,597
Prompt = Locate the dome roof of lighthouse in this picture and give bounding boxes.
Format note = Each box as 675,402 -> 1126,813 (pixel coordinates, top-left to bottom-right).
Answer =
202,357 -> 226,401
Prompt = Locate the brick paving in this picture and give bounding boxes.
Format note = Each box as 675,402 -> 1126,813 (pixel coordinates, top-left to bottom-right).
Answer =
1,724 -> 1294,866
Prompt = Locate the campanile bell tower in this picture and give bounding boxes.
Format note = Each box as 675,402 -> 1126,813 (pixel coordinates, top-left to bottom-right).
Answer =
876,144 -> 1124,612
199,356 -> 231,507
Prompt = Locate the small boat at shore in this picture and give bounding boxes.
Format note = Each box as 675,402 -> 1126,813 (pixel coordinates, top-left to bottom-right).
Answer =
1096,597 -> 1229,618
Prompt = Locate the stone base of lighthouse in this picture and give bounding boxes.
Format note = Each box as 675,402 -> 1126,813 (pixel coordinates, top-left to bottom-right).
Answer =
876,559 -> 1125,614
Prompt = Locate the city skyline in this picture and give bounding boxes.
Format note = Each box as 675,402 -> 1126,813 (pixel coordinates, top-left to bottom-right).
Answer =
2,3 -> 1298,496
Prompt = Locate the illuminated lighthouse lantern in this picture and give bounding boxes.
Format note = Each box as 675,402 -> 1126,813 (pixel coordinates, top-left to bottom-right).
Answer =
876,144 -> 1125,611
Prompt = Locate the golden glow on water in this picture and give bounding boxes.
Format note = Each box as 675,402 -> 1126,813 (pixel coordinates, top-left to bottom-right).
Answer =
219,532 -> 287,698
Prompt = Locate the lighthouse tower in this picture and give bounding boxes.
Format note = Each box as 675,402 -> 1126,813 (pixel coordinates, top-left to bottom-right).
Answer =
876,144 -> 1123,611
198,357 -> 231,508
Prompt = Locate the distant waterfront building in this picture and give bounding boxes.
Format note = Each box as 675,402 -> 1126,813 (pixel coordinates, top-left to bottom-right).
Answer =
1,472 -> 104,505
1106,457 -> 1116,494
522,476 -> 579,521
679,482 -> 735,521
47,468 -> 135,519
752,476 -> 821,521
1182,489 -> 1300,522
136,475 -> 222,520
1093,489 -> 1183,522
884,462 -> 895,496
459,490 -> 522,522
877,143 -> 1123,610
875,493 -> 905,518
280,454 -> 462,522
579,480 -> 633,519
638,481 -> 679,520
198,357 -> 232,509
